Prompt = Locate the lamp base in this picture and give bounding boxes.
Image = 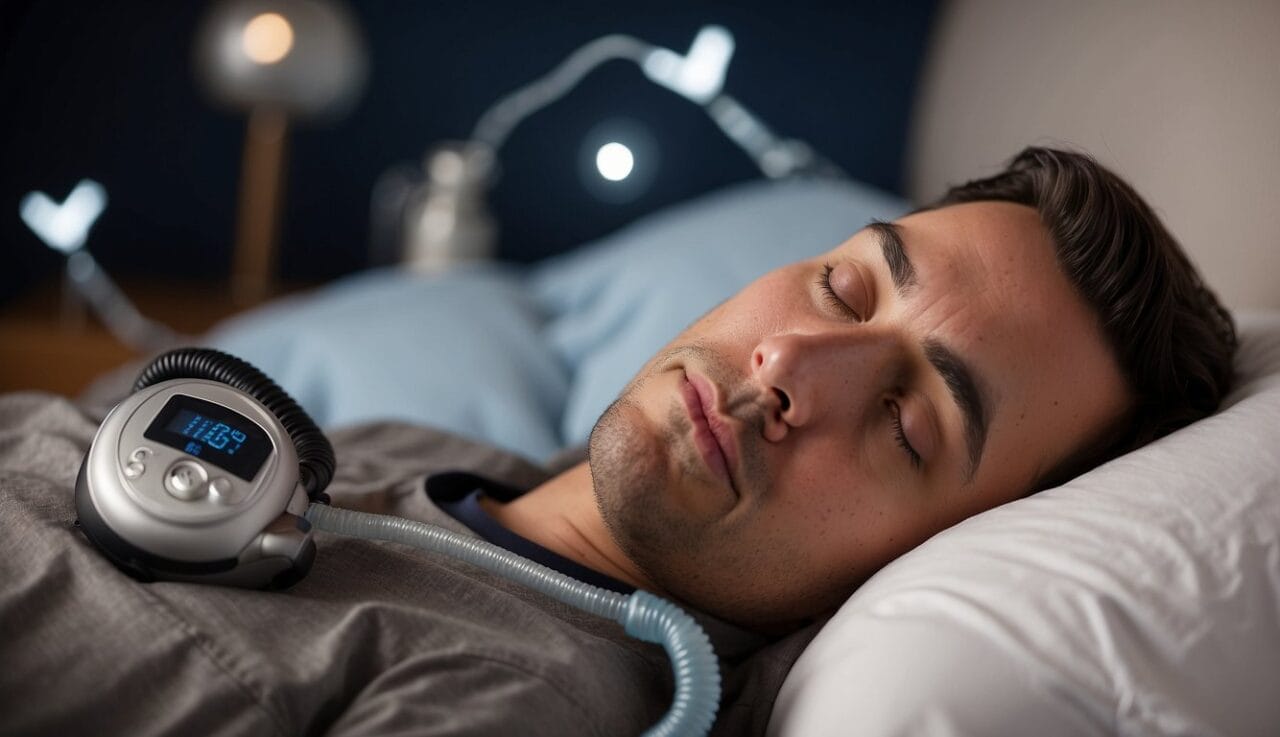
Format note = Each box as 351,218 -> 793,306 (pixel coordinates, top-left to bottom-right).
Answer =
232,107 -> 289,304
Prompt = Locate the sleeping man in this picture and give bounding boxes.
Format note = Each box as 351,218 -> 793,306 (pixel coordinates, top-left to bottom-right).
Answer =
0,147 -> 1237,736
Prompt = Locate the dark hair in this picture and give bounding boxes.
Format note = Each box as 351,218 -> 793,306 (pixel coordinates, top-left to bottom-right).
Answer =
923,147 -> 1238,489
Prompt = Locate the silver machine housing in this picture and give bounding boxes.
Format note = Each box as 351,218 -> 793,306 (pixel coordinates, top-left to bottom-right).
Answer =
76,378 -> 315,588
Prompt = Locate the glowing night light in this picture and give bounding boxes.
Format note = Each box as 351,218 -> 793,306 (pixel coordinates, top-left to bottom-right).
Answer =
19,179 -> 107,253
242,12 -> 295,65
596,142 -> 635,181
641,25 -> 735,104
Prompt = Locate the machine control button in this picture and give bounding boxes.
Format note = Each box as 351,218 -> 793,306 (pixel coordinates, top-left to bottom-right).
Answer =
207,477 -> 243,505
124,447 -> 152,478
165,461 -> 209,501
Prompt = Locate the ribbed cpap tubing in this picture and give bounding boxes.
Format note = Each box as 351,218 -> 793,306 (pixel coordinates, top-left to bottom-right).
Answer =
304,504 -> 721,737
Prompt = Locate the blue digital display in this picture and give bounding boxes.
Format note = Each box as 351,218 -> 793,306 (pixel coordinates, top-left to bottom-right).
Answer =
145,395 -> 272,481
168,409 -> 249,455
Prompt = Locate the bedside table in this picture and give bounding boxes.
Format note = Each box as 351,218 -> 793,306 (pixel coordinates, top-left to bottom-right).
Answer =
0,278 -> 299,397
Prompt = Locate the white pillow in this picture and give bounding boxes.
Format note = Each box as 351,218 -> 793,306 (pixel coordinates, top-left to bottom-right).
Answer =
770,311 -> 1280,736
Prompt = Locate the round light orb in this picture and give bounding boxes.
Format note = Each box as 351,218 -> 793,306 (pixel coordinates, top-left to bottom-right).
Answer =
596,142 -> 635,181
242,12 -> 294,65
195,0 -> 368,119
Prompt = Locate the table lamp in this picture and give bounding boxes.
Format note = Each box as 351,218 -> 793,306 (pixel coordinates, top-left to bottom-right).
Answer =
194,0 -> 367,302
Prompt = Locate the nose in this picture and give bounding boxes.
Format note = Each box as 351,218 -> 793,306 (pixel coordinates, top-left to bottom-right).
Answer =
751,328 -> 898,442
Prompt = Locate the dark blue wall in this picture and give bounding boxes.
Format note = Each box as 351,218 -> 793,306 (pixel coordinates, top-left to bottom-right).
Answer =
1,0 -> 937,303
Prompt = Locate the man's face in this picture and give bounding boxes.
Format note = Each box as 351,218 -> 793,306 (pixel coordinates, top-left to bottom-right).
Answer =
588,201 -> 1131,629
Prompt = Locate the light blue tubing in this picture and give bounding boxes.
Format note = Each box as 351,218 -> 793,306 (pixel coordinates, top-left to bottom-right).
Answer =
305,504 -> 721,737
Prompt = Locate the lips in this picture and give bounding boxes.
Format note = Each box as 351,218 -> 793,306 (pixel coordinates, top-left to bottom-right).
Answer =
680,371 -> 740,495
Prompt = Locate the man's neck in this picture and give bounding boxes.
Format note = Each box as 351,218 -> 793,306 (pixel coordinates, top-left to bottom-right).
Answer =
478,461 -> 664,594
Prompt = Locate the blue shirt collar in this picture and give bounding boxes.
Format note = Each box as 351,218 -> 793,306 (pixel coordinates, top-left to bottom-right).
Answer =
426,471 -> 636,595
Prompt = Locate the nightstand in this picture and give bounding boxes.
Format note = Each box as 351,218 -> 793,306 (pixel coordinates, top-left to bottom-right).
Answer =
0,279 -> 297,397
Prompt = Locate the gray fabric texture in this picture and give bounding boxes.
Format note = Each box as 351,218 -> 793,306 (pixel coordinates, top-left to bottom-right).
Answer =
0,392 -> 817,736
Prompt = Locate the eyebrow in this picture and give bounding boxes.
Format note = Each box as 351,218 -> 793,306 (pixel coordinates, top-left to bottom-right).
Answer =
866,220 -> 990,482
924,340 -> 990,483
868,220 -> 917,294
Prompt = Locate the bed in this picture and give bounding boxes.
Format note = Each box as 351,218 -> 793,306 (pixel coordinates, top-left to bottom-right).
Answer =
64,174 -> 1280,735
9,2 -> 1280,730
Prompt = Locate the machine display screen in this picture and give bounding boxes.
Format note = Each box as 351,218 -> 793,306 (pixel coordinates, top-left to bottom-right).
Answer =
144,395 -> 272,481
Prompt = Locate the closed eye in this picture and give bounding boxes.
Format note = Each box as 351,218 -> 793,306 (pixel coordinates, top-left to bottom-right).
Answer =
817,262 -> 862,321
888,401 -> 923,470
818,262 -> 921,470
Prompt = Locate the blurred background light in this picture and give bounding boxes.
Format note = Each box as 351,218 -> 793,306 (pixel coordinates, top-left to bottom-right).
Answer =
194,0 -> 367,119
595,142 -> 634,181
578,119 -> 657,204
641,25 -> 734,104
19,179 -> 107,254
241,12 -> 294,65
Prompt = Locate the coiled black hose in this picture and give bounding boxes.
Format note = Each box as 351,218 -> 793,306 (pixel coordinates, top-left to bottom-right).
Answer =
134,348 -> 334,503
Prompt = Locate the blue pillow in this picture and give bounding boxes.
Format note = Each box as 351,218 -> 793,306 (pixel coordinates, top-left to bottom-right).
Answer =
207,266 -> 568,461
530,178 -> 909,445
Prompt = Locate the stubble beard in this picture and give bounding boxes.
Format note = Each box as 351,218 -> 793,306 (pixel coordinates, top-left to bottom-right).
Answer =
586,345 -> 790,623
588,391 -> 708,590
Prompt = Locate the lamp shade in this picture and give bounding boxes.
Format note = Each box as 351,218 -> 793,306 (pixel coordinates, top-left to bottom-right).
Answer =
193,0 -> 367,118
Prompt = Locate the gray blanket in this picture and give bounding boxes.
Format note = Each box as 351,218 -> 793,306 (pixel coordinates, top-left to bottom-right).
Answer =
0,392 -> 814,736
